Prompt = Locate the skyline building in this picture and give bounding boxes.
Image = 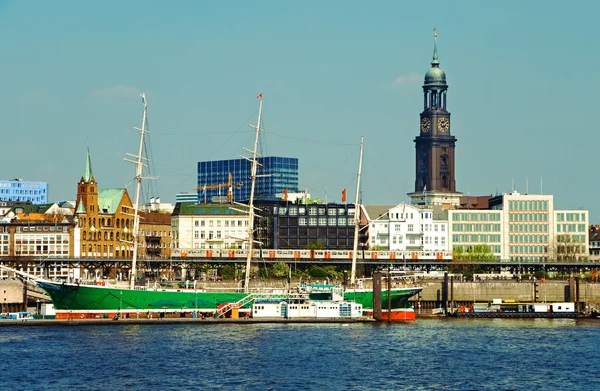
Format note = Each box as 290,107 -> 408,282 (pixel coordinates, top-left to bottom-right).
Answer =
0,179 -> 48,205
197,157 -> 299,203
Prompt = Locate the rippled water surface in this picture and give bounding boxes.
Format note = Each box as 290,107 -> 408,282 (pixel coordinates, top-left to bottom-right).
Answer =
1,319 -> 599,390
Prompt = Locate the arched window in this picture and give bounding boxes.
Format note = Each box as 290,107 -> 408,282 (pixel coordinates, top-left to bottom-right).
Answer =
110,232 -> 114,240
116,219 -> 120,228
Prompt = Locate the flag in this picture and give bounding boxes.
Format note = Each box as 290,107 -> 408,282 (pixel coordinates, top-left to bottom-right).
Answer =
283,188 -> 288,202
422,185 -> 427,194
341,188 -> 347,203
402,203 -> 406,213
140,93 -> 146,104
257,93 -> 263,99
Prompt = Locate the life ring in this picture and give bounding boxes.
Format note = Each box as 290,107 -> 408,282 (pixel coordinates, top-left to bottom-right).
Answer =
80,314 -> 84,319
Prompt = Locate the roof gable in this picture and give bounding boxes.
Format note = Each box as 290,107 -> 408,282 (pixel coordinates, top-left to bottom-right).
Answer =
98,189 -> 126,214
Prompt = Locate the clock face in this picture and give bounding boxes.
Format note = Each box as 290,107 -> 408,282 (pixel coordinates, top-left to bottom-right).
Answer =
420,118 -> 431,133
438,117 -> 450,132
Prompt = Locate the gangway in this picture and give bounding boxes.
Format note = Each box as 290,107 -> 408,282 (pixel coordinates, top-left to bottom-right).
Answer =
216,292 -> 289,318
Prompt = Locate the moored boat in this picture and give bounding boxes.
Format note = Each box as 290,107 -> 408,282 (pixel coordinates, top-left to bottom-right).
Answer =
449,300 -> 578,318
301,283 -> 422,321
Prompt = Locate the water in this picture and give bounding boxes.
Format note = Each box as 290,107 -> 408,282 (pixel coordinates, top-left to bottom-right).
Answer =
1,319 -> 599,390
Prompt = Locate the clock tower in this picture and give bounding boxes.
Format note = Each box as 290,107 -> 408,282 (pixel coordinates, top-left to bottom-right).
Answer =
410,30 -> 462,207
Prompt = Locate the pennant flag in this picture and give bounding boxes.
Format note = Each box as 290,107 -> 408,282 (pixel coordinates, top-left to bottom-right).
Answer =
341,188 -> 347,203
283,188 -> 288,202
422,185 -> 427,194
140,93 -> 146,104
402,203 -> 406,213
257,93 -> 263,99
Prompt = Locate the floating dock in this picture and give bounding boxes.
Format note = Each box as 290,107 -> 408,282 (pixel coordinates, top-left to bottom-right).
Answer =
0,317 -> 376,327
449,312 -> 578,319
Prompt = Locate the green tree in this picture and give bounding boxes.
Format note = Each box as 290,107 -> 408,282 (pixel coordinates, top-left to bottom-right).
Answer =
453,245 -> 495,261
549,234 -> 588,261
306,241 -> 326,250
270,262 -> 289,278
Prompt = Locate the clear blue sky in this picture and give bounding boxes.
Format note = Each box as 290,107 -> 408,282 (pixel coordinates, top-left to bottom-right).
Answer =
1,1 -> 598,223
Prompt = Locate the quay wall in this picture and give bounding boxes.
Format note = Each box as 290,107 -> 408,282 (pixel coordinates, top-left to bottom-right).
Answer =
417,281 -> 600,304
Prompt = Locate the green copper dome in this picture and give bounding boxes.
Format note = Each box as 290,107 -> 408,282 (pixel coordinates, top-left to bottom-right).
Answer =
425,66 -> 446,84
424,35 -> 446,85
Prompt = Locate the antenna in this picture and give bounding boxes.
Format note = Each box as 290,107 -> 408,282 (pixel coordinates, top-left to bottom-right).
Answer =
526,177 -> 529,195
541,177 -> 543,195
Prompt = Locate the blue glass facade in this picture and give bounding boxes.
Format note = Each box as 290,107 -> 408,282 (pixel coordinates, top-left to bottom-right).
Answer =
0,179 -> 48,204
198,157 -> 298,202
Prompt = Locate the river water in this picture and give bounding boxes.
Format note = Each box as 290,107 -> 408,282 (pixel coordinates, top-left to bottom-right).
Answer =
1,318 -> 598,390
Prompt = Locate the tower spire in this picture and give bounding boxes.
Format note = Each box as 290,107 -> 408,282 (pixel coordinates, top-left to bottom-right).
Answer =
432,28 -> 439,66
83,146 -> 93,182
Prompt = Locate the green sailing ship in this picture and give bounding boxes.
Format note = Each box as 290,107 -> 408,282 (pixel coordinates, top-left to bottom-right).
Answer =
38,280 -> 421,320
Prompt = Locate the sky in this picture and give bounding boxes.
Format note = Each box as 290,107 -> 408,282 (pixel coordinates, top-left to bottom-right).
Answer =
0,1 -> 598,223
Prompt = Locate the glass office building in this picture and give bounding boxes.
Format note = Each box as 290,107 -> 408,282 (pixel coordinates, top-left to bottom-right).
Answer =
0,179 -> 48,204
197,157 -> 298,203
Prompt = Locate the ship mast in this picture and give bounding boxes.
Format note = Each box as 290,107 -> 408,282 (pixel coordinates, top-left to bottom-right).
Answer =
350,137 -> 364,286
243,96 -> 263,293
127,93 -> 148,290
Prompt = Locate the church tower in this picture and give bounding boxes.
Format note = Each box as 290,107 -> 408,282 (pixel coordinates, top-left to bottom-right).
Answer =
409,30 -> 462,208
75,147 -> 98,217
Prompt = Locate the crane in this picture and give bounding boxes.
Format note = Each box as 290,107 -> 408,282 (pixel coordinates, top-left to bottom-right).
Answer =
197,172 -> 243,204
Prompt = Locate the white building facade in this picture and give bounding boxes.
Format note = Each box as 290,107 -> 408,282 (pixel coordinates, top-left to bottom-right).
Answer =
171,203 -> 250,251
366,203 -> 449,252
447,192 -> 589,262
448,210 -> 503,260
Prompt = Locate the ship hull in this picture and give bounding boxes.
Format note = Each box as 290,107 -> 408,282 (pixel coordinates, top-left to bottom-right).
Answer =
344,287 -> 421,321
38,281 -> 421,321
37,280 -> 248,319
